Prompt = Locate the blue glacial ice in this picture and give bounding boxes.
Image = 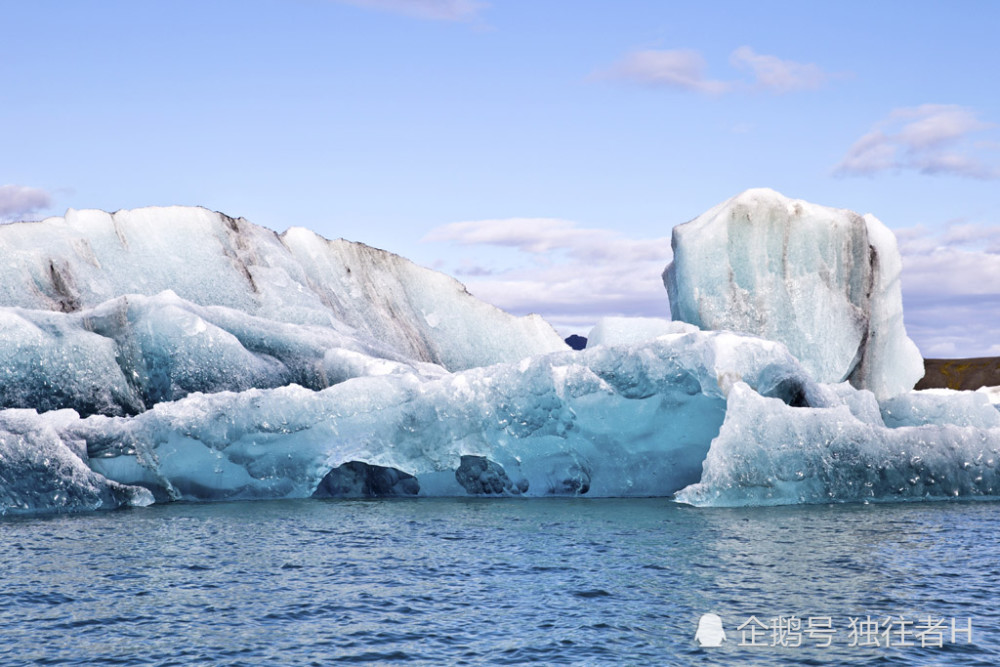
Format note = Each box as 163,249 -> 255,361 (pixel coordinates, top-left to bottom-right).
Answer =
2,330 -> 817,511
664,188 -> 924,399
0,206 -> 566,378
0,291 -> 446,417
676,382 -> 1000,507
0,197 -> 997,514
0,408 -> 152,514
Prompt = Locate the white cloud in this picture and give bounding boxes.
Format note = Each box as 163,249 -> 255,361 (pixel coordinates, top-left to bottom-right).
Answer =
423,218 -> 673,334
597,49 -> 731,95
729,46 -> 827,93
897,222 -> 1000,357
426,214 -> 1000,355
333,0 -> 487,21
835,105 -> 999,179
597,46 -> 830,95
0,185 -> 52,222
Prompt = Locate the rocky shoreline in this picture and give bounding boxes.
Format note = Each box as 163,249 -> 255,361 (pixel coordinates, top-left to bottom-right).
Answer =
918,357 -> 1000,391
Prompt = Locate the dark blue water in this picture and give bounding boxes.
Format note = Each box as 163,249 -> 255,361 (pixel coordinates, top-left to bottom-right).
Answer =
1,498 -> 998,665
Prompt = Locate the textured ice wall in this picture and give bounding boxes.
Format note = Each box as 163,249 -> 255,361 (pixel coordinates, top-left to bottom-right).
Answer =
0,409 -> 152,515
664,188 -> 924,399
0,291 -> 446,417
4,329 -> 998,514
880,389 -> 1000,429
586,317 -> 698,347
0,206 -> 566,374
677,383 -> 1000,507
3,331 -> 817,512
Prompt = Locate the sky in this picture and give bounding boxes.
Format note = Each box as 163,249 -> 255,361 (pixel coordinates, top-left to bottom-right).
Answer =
3,0 -> 999,357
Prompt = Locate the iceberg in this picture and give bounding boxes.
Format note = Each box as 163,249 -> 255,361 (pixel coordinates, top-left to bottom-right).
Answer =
0,408 -> 152,515
0,207 -> 566,416
0,327 -> 981,514
0,206 -> 566,377
0,196 -> 996,515
0,291 -> 445,417
664,188 -> 924,399
676,383 -> 1000,507
2,330 -> 817,512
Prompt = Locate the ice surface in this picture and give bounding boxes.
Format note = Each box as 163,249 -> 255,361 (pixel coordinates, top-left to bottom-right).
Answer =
676,382 -> 1000,507
0,206 -> 566,374
0,206 -> 566,415
880,389 -> 1000,429
6,328 -> 999,513
0,409 -> 152,515
586,317 -> 698,347
0,291 -> 445,416
19,331 -> 811,507
978,386 -> 1000,406
920,387 -> 1000,406
664,188 -> 924,399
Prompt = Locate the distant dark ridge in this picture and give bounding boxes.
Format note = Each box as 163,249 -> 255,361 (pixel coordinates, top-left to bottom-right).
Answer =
565,335 -> 587,351
916,357 -> 1000,391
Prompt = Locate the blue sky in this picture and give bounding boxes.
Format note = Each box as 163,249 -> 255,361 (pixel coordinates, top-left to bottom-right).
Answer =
3,0 -> 999,356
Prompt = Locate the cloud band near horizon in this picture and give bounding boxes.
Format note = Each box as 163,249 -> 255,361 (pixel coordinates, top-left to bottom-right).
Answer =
424,214 -> 1000,358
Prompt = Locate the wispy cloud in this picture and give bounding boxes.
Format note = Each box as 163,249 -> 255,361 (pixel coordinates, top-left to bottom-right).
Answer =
597,49 -> 731,95
332,0 -> 487,21
897,221 -> 1000,357
835,105 -> 999,179
423,218 -> 673,334
426,214 -> 1000,356
729,46 -> 827,93
597,46 -> 831,95
0,185 -> 52,222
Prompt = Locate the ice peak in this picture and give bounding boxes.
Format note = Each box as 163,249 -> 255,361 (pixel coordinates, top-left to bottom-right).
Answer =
665,190 -> 923,399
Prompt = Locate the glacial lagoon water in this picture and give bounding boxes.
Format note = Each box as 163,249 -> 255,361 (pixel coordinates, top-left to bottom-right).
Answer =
2,498 -> 999,666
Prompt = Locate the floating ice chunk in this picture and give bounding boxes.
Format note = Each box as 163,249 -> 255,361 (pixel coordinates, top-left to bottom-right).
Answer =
676,382 -> 1000,507
978,386 -> 1000,406
664,188 -> 924,399
881,389 -> 1000,429
586,317 -> 698,347
0,409 -> 152,515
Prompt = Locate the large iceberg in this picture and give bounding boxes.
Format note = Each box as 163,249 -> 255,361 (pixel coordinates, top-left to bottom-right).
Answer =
664,188 -> 924,399
0,197 -> 996,515
0,206 -> 565,371
2,327 -> 994,515
0,207 -> 566,415
1,330 -> 815,512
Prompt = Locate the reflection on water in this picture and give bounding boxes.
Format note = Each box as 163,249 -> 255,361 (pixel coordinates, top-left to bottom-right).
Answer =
0,498 -> 998,665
